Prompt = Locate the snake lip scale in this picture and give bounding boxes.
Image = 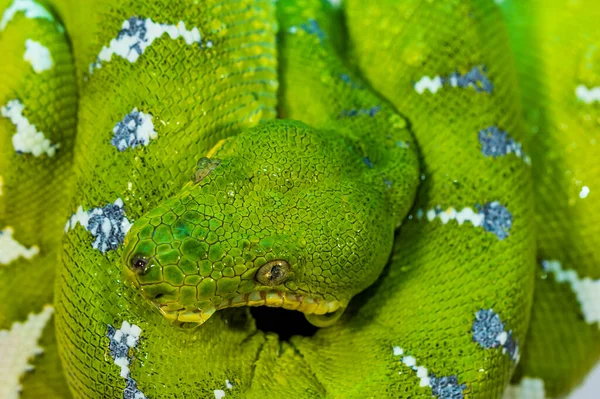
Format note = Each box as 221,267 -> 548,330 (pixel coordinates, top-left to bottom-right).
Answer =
123,248 -> 349,326
154,289 -> 345,324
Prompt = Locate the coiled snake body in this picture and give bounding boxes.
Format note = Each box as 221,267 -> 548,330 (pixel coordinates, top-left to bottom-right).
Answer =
0,0 -> 598,398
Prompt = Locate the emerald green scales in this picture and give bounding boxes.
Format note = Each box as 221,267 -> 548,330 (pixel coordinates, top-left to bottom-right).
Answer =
122,114 -> 418,326
121,12 -> 420,325
0,0 -> 598,398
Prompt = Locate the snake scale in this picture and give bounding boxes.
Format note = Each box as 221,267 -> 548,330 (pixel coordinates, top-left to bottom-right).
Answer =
0,0 -> 599,398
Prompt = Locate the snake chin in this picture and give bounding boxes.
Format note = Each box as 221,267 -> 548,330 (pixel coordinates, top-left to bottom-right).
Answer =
156,290 -> 347,328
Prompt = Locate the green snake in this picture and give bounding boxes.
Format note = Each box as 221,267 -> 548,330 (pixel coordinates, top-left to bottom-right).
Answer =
0,0 -> 598,398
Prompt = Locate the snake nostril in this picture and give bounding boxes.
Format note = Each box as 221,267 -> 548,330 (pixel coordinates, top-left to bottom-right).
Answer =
131,256 -> 149,274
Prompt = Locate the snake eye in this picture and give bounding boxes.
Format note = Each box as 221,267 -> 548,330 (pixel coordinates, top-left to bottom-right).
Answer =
131,257 -> 148,274
256,260 -> 290,286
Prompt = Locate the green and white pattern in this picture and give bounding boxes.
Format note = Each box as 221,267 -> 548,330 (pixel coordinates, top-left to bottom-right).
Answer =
0,0 -> 598,398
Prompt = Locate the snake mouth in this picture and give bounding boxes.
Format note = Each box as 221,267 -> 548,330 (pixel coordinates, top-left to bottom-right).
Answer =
156,290 -> 346,327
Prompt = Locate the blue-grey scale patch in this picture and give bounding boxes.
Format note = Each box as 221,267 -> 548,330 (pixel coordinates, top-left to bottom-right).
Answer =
472,309 -> 519,362
301,19 -> 326,43
446,66 -> 493,93
383,178 -> 393,188
340,106 -> 381,118
107,325 -> 129,359
503,331 -> 519,361
87,202 -> 131,253
425,201 -> 512,239
396,141 -> 410,148
430,375 -> 466,399
89,17 -> 147,70
339,73 -> 363,89
111,109 -> 154,151
124,377 -> 147,399
118,17 -> 147,56
479,126 -> 528,160
107,325 -> 147,399
472,309 -> 504,349
363,157 -> 373,168
368,106 -> 381,116
479,201 -> 512,240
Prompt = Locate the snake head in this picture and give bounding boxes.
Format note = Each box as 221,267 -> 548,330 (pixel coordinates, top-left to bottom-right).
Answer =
122,121 -> 405,327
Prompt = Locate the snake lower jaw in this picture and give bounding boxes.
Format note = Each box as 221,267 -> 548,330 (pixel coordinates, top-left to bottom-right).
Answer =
156,290 -> 347,328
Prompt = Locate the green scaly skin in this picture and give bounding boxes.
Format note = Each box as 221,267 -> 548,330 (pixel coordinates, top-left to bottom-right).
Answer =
0,0 -> 598,398
121,1 -> 419,327
122,117 -> 418,326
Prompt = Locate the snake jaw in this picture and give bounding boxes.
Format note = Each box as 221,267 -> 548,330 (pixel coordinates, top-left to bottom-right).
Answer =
305,306 -> 346,327
154,290 -> 347,327
122,250 -> 349,328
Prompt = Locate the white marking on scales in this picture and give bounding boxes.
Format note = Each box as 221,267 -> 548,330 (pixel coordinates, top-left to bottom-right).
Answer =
64,198 -> 132,253
502,377 -> 546,399
423,207 -> 484,226
542,260 -> 600,327
576,84 -> 600,104
0,227 -> 39,265
1,99 -> 59,157
24,39 -> 53,73
0,0 -> 61,31
89,16 -> 203,73
414,76 -> 443,94
111,109 -> 157,151
392,346 -> 466,397
0,305 -> 54,399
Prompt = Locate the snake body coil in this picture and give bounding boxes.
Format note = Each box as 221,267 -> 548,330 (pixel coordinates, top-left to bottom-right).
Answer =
0,0 -> 598,398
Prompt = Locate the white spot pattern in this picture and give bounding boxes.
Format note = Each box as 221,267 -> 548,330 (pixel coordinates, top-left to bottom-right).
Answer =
0,0 -> 59,31
393,347 -> 431,387
1,99 -> 59,157
64,198 -> 132,253
542,260 -> 600,326
502,377 -> 545,399
576,84 -> 600,104
109,321 -> 142,378
391,347 -> 466,398
107,321 -> 146,399
213,379 -> 234,398
111,108 -> 157,151
419,207 -> 485,227
90,17 -> 202,73
0,305 -> 53,399
415,76 -> 444,94
0,227 -> 39,265
24,39 -> 53,73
